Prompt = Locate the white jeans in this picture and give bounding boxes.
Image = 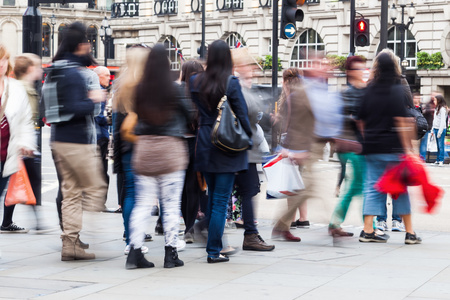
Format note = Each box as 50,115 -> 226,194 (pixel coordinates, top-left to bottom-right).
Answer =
129,170 -> 185,248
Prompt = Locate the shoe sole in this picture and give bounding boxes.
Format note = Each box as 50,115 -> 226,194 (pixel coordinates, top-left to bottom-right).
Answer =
359,237 -> 388,243
405,240 -> 422,244
297,226 -> 310,229
242,246 -> 275,251
0,230 -> 29,234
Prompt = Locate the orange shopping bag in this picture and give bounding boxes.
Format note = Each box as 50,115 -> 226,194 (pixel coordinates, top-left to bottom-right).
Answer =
5,159 -> 36,206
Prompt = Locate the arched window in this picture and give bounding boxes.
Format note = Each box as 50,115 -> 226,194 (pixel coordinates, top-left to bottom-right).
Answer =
87,25 -> 98,58
162,36 -> 183,70
58,24 -> 67,46
387,27 -> 418,69
290,29 -> 325,69
225,33 -> 246,49
42,23 -> 51,57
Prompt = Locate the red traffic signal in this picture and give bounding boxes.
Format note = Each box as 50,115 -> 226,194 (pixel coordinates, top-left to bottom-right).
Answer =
354,18 -> 370,47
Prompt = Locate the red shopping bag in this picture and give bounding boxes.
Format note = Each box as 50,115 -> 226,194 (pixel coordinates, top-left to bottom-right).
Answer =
5,159 -> 36,206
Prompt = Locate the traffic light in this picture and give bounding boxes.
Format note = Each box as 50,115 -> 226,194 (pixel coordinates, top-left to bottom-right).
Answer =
280,0 -> 305,40
354,18 -> 370,47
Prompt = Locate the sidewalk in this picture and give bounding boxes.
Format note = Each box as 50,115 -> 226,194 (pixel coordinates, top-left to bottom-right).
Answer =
1,209 -> 450,300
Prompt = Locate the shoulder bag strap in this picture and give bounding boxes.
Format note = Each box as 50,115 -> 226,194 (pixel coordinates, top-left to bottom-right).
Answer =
216,75 -> 234,110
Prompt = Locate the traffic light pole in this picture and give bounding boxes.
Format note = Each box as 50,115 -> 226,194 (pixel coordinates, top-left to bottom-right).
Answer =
271,0 -> 279,152
379,0 -> 388,53
349,0 -> 355,56
200,0 -> 206,59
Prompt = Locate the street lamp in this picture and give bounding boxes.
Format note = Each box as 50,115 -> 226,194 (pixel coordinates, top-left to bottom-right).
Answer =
50,14 -> 56,57
99,16 -> 113,67
390,1 -> 416,72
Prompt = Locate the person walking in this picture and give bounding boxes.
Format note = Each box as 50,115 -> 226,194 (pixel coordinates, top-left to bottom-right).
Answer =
47,22 -> 108,260
0,45 -> 36,234
431,94 -> 447,166
357,50 -> 421,244
123,44 -> 195,269
189,40 -> 252,263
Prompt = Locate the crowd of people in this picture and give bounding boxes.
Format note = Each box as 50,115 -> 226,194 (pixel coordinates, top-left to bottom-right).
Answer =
0,22 -> 445,269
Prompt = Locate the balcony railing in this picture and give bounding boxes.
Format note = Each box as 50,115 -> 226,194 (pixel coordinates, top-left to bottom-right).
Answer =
154,0 -> 178,16
111,2 -> 139,18
216,0 -> 243,11
259,0 -> 271,7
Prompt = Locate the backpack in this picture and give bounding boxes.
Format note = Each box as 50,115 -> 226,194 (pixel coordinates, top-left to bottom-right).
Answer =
409,106 -> 427,140
41,60 -> 78,124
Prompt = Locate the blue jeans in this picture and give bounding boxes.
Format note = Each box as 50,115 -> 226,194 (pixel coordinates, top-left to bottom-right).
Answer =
419,131 -> 430,162
363,154 -> 411,217
204,172 -> 235,258
434,129 -> 446,162
122,151 -> 135,245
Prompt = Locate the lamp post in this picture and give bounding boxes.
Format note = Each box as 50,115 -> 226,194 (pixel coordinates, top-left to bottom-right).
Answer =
99,16 -> 113,67
50,14 -> 56,57
390,0 -> 416,72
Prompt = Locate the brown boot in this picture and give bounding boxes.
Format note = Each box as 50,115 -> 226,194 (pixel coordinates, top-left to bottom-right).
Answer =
243,234 -> 275,251
75,236 -> 89,249
61,236 -> 95,261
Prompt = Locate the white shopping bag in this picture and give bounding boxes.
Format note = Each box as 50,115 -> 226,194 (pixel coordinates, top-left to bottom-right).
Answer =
262,154 -> 305,199
427,133 -> 438,153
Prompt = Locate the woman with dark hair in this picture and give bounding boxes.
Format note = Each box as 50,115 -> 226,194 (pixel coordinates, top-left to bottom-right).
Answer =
357,51 -> 421,244
431,94 -> 447,166
190,40 -> 252,263
123,44 -> 195,269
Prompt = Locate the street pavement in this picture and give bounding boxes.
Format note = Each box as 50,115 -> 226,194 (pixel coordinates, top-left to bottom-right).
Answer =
0,127 -> 450,300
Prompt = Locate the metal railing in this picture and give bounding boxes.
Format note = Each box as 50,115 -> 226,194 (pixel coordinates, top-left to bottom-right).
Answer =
216,0 -> 243,11
154,0 -> 178,15
111,2 -> 139,18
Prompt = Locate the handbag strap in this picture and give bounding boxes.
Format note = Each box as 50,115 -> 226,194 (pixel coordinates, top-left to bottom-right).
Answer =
0,78 -> 9,121
216,75 -> 234,110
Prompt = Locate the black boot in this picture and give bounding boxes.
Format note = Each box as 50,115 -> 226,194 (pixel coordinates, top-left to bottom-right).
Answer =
126,246 -> 154,269
164,246 -> 184,268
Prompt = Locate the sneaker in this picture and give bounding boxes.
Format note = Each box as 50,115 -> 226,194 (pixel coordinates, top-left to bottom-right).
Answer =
434,161 -> 439,165
290,222 -> 297,229
376,220 -> 388,231
405,232 -> 422,244
392,220 -> 406,232
124,245 -> 148,255
296,220 -> 310,228
359,230 -> 390,243
0,223 -> 29,233
184,232 -> 194,244
220,245 -> 238,256
177,239 -> 186,252
144,233 -> 153,242
439,161 -> 444,166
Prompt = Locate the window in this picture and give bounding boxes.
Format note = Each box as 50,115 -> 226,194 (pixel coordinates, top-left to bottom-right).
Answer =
87,25 -> 98,58
42,23 -> 51,57
162,36 -> 183,70
225,33 -> 246,49
58,24 -> 67,46
290,29 -> 325,69
3,0 -> 15,5
387,26 -> 418,69
107,38 -> 115,59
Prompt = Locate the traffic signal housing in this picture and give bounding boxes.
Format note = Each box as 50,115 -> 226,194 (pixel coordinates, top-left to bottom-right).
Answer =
354,18 -> 370,47
280,0 -> 305,39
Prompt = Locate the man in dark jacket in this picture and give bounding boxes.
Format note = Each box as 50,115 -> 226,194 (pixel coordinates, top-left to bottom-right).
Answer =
48,22 -> 107,261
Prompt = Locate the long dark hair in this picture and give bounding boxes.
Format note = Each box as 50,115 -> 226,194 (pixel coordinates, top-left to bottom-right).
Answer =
371,51 -> 400,85
196,40 -> 233,111
134,44 -> 176,125
435,94 -> 447,115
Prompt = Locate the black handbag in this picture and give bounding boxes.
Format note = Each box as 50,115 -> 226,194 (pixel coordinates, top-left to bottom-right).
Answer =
408,107 -> 428,140
211,76 -> 250,153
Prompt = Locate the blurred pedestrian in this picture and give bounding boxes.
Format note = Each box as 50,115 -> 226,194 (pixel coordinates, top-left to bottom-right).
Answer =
232,48 -> 274,251
357,50 -> 421,244
190,40 -> 252,263
329,55 -> 366,237
419,97 -> 435,162
48,22 -> 108,260
179,60 -> 205,243
112,46 -> 152,255
0,45 -> 36,234
94,66 -> 111,191
123,44 -> 195,269
431,94 -> 447,166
